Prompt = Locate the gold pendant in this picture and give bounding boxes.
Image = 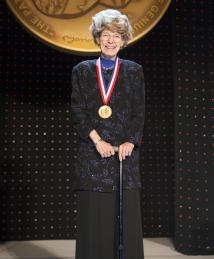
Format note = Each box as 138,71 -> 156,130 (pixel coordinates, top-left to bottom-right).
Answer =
98,105 -> 112,119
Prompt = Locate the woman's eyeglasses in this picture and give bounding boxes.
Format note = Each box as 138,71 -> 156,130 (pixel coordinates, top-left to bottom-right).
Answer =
100,33 -> 122,43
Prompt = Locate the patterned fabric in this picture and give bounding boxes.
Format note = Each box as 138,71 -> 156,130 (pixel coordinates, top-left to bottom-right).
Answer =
70,58 -> 145,192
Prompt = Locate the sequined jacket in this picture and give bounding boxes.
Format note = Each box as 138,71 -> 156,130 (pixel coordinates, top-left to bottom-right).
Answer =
70,58 -> 145,192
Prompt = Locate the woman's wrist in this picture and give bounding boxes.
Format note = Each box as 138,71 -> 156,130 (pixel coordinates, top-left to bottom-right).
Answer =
94,138 -> 102,146
89,129 -> 102,146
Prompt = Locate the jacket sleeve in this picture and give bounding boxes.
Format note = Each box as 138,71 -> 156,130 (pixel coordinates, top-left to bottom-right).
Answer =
70,65 -> 95,142
125,65 -> 146,148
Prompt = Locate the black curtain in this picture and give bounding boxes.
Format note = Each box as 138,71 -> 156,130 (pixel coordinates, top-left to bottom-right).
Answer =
173,0 -> 214,255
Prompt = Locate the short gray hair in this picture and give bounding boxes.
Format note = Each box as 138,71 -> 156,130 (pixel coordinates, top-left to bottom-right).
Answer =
89,9 -> 132,47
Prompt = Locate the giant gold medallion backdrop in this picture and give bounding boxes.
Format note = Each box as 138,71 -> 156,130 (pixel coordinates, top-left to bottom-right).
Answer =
6,0 -> 171,54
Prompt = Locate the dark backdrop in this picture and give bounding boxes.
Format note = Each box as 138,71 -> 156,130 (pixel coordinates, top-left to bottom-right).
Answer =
0,0 -> 213,255
173,0 -> 214,255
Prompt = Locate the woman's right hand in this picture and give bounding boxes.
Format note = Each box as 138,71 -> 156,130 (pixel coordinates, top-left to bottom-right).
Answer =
95,140 -> 115,158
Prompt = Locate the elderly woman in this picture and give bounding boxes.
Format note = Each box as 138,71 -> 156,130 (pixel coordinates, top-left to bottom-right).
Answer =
70,9 -> 145,259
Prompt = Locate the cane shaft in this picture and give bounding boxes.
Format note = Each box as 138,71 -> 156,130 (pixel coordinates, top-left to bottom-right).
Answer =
112,146 -> 124,259
119,160 -> 124,259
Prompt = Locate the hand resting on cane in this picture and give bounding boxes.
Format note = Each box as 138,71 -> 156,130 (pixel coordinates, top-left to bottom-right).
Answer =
89,129 -> 134,160
96,142 -> 134,161
96,140 -> 115,158
118,142 -> 134,161
89,129 -> 115,158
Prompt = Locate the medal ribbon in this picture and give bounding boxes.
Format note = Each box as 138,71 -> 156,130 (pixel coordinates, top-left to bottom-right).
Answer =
96,57 -> 120,105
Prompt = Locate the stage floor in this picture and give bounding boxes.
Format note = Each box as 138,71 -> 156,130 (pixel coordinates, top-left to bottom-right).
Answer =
0,238 -> 213,259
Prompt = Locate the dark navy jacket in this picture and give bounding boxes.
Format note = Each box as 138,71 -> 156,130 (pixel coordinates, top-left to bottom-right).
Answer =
70,58 -> 145,192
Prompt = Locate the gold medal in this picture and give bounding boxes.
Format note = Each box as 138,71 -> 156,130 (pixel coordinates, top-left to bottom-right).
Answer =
96,57 -> 119,119
98,105 -> 112,119
6,0 -> 171,53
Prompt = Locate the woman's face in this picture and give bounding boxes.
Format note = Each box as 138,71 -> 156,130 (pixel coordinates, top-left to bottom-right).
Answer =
96,29 -> 124,58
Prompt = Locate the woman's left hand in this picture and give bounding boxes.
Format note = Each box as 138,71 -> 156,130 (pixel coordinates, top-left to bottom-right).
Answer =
119,142 -> 134,161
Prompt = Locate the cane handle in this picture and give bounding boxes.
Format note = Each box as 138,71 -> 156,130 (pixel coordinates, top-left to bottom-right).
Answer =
113,146 -> 119,152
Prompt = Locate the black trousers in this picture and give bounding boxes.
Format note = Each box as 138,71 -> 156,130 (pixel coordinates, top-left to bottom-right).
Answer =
75,189 -> 144,259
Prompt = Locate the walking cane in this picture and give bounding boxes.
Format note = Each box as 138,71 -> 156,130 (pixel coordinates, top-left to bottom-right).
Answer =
113,146 -> 124,259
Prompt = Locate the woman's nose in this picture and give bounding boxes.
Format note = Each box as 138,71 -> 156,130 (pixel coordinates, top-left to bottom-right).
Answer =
107,36 -> 114,43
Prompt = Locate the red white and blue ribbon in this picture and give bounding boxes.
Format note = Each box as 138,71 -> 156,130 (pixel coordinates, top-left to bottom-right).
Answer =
96,57 -> 120,105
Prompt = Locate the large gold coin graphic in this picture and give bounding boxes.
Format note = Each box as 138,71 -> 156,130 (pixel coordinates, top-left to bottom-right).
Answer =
6,0 -> 171,54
